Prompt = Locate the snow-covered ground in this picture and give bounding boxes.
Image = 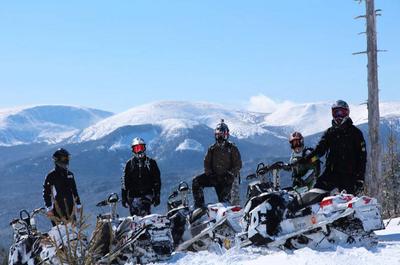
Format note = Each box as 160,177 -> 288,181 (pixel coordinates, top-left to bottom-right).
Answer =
149,218 -> 400,265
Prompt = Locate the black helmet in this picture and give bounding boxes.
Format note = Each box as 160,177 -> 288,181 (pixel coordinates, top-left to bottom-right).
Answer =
52,148 -> 70,169
331,100 -> 350,125
215,119 -> 229,143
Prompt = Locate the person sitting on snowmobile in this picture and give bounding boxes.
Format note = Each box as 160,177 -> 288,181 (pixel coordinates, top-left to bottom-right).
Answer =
192,120 -> 242,208
121,137 -> 161,216
283,131 -> 320,192
43,148 -> 82,226
299,100 -> 367,195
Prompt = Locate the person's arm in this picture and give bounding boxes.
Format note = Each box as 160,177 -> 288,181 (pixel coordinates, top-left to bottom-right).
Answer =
355,129 -> 367,182
70,173 -> 81,208
151,159 -> 161,195
231,145 -> 242,174
121,161 -> 130,207
204,147 -> 213,175
150,159 -> 161,206
306,129 -> 331,163
43,173 -> 54,211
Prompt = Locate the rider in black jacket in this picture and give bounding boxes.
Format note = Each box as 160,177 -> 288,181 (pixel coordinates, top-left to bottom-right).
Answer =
43,148 -> 81,225
121,137 -> 161,216
304,100 -> 367,195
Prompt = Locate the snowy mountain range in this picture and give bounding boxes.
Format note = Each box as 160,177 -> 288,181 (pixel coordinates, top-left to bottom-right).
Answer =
1,100 -> 400,247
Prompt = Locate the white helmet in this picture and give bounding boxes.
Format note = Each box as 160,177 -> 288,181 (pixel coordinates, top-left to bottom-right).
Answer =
131,137 -> 146,158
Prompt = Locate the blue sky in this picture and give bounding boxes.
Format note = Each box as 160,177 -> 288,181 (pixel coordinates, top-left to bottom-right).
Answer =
0,0 -> 399,113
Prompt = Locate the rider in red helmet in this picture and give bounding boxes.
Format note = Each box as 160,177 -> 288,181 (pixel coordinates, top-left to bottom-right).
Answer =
286,132 -> 320,192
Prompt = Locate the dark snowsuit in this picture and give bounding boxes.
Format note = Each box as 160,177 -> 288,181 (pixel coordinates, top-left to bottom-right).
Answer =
43,166 -> 81,225
306,118 -> 367,194
192,141 -> 242,208
121,156 -> 161,216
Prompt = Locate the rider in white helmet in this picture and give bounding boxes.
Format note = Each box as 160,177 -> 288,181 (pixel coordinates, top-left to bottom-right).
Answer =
121,137 -> 161,216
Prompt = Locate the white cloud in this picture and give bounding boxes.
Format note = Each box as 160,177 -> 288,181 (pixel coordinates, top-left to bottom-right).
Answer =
247,94 -> 295,113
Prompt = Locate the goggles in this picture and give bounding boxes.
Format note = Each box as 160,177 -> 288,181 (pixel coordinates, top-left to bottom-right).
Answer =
132,144 -> 146,154
58,156 -> 70,162
332,107 -> 349,119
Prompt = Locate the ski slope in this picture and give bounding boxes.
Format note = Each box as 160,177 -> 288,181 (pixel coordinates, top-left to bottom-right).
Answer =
148,218 -> 400,265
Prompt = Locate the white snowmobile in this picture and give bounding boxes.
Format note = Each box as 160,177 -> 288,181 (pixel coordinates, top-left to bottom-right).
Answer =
237,161 -> 385,250
8,207 -> 85,265
167,181 -> 242,252
93,193 -> 174,264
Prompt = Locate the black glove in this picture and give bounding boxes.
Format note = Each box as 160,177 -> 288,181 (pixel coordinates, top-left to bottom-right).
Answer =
354,180 -> 364,195
153,193 -> 160,207
121,189 -> 128,208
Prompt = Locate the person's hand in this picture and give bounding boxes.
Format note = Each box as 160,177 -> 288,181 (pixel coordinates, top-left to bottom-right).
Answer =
153,194 -> 160,207
354,180 -> 364,195
46,210 -> 54,218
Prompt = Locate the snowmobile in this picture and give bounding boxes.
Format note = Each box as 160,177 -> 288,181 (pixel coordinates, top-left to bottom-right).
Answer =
167,181 -> 243,252
93,192 -> 174,264
8,207 -> 84,265
237,161 -> 385,250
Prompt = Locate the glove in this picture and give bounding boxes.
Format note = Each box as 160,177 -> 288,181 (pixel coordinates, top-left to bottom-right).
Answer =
153,193 -> 160,207
354,180 -> 364,195
121,189 -> 128,208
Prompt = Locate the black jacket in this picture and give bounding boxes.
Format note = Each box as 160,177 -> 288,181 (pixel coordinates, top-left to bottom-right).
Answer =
307,118 -> 367,193
204,141 -> 242,181
121,156 -> 161,199
43,166 -> 81,217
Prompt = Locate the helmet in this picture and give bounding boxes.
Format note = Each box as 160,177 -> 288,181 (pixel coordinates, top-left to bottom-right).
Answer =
289,131 -> 304,151
131,137 -> 146,158
215,119 -> 229,143
331,100 -> 350,125
52,148 -> 70,169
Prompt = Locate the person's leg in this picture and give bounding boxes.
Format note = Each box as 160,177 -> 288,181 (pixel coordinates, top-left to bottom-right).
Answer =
192,173 -> 215,208
216,181 -> 233,203
230,174 -> 241,205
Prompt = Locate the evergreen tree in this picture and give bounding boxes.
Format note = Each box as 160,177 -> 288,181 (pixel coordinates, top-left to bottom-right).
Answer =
381,125 -> 400,218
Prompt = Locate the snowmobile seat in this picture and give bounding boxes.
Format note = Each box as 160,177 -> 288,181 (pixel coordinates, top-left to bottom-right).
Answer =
189,207 -> 207,224
289,188 -> 329,213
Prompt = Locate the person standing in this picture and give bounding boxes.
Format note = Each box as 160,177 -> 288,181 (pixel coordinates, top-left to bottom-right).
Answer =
43,148 -> 81,226
192,120 -> 242,208
121,137 -> 161,216
302,100 -> 367,195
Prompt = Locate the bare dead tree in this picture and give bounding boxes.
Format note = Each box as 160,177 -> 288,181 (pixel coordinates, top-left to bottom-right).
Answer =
354,0 -> 383,201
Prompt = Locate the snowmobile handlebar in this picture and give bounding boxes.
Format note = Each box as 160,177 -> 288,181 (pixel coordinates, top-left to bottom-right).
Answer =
96,193 -> 120,207
246,161 -> 292,180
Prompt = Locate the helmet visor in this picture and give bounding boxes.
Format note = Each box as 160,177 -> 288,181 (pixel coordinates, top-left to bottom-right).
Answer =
332,107 -> 349,120
132,144 -> 146,154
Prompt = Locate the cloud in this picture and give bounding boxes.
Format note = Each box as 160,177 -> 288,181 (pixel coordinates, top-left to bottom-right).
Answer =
247,94 -> 295,113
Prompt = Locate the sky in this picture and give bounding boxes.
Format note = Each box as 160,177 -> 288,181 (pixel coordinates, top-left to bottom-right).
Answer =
0,0 -> 399,113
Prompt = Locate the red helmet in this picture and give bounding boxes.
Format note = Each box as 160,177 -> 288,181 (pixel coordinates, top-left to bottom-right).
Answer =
289,131 -> 304,150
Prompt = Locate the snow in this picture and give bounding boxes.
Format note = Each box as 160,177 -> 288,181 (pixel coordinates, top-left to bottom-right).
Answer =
0,105 -> 113,146
176,139 -> 204,152
146,218 -> 400,265
77,101 -> 269,142
2,100 -> 400,147
261,101 -> 400,136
